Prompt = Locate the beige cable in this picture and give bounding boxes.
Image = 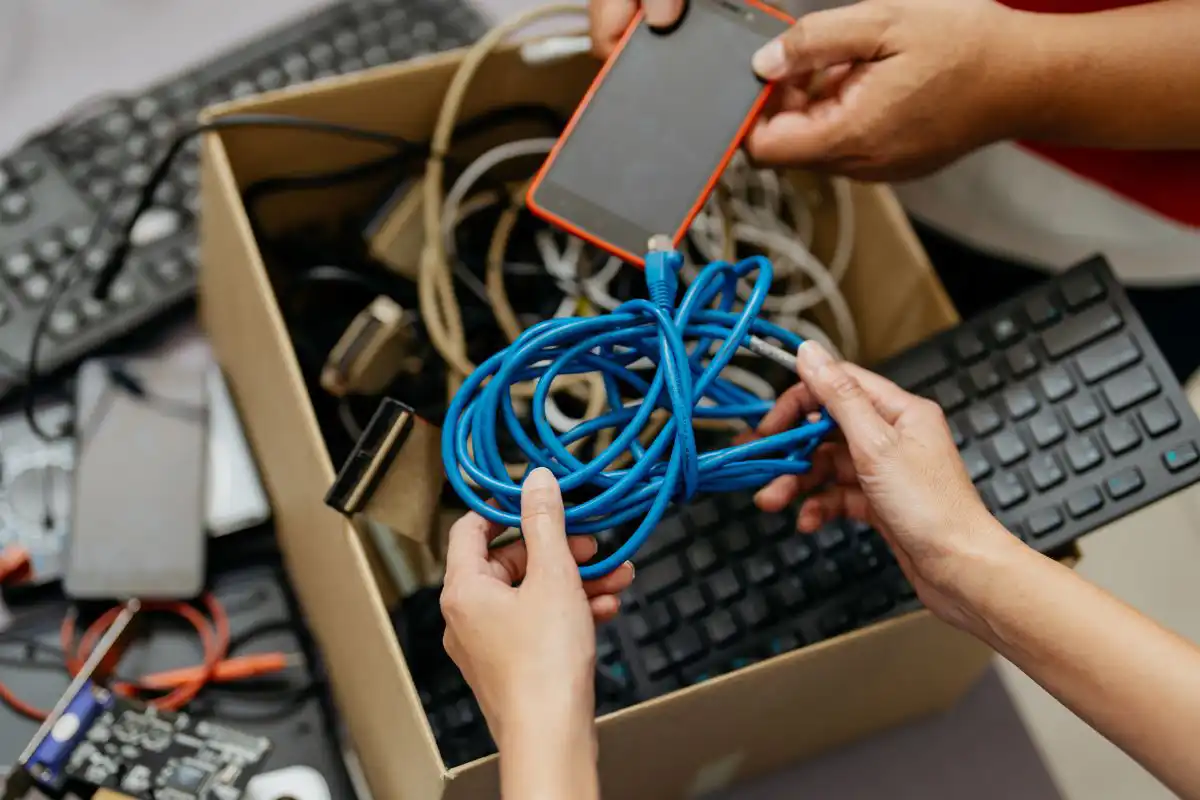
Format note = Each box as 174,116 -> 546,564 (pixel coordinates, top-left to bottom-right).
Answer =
419,3 -> 591,402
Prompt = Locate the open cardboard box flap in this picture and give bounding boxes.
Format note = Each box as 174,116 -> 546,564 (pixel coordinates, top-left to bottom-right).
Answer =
197,36 -> 1022,800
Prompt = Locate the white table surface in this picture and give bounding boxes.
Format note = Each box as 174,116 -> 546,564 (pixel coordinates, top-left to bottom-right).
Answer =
0,3 -> 1065,798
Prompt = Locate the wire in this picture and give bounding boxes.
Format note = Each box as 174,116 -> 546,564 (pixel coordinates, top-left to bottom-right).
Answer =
443,249 -> 834,580
0,594 -> 298,723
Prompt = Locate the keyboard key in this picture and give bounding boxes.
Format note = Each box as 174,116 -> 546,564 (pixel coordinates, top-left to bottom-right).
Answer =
1003,387 -> 1039,420
1028,410 -> 1065,449
672,586 -> 709,620
857,590 -> 893,620
1065,487 -> 1103,519
1075,333 -> 1141,384
3,250 -> 34,281
932,378 -> 968,412
702,610 -> 739,647
952,332 -> 986,363
1139,398 -> 1180,438
665,629 -> 704,667
1042,303 -> 1122,359
1065,395 -> 1103,430
889,347 -> 951,389
644,646 -> 671,679
1061,270 -> 1106,309
1101,418 -> 1141,456
1026,507 -> 1064,538
639,517 -> 686,561
818,608 -> 853,638
849,539 -> 884,576
809,560 -> 843,594
1105,467 -> 1144,500
717,524 -> 752,555
686,540 -> 719,575
20,273 -> 50,305
1005,344 -> 1039,377
638,557 -> 686,600
628,604 -> 672,644
989,431 -> 1029,466
0,192 -> 31,222
1163,443 -> 1199,473
968,361 -> 1002,395
777,538 -> 813,569
1101,365 -> 1160,412
768,633 -> 803,655
988,473 -> 1028,510
744,555 -> 778,586
1039,367 -> 1076,402
1065,436 -> 1103,474
960,446 -> 992,482
769,575 -> 807,611
1029,453 -> 1066,491
814,524 -> 847,552
735,595 -> 772,630
967,404 -> 1003,437
1025,294 -> 1060,329
708,568 -> 744,604
48,309 -> 81,339
989,315 -> 1021,346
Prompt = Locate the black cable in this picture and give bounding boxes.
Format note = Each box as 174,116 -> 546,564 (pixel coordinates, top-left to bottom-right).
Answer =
24,105 -> 567,443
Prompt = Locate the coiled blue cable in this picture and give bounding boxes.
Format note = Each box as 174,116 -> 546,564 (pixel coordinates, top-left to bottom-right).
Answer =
442,248 -> 835,579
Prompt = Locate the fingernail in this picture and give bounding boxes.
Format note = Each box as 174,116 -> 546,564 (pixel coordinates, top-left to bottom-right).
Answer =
524,466 -> 556,488
752,39 -> 787,80
797,340 -> 832,371
587,537 -> 600,558
626,561 -> 635,579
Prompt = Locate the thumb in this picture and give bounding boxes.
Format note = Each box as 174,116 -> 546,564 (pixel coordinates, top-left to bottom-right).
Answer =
795,341 -> 896,460
643,0 -> 685,29
520,467 -> 577,583
752,5 -> 891,81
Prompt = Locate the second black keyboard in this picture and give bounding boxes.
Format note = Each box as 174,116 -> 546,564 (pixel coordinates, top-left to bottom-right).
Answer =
0,0 -> 487,398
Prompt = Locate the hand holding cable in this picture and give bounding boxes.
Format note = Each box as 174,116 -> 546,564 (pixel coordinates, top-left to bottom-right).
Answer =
444,247 -> 835,579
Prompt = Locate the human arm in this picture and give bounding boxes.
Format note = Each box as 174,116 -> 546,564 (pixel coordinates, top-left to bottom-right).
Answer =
755,341 -> 1200,799
440,468 -> 635,800
741,0 -> 1200,180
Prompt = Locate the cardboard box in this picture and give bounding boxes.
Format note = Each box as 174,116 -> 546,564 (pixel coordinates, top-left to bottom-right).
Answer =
197,38 -> 1000,800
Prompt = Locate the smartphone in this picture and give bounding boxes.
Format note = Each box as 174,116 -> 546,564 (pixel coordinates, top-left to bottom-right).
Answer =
527,0 -> 791,266
64,358 -> 209,601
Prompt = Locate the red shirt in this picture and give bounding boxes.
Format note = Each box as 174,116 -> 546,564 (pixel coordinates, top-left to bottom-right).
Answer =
999,0 -> 1200,227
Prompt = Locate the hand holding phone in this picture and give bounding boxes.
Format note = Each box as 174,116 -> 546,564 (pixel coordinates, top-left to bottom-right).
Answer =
529,0 -> 792,265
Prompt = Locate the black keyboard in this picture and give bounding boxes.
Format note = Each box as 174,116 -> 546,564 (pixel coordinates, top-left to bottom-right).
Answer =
398,256 -> 1200,768
0,0 -> 486,398
882,255 -> 1200,553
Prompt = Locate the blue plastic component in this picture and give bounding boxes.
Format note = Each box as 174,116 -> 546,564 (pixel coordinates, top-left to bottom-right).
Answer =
26,680 -> 114,788
443,251 -> 834,579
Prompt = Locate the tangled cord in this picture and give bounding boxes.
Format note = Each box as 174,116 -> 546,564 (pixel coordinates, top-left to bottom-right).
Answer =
443,249 -> 834,579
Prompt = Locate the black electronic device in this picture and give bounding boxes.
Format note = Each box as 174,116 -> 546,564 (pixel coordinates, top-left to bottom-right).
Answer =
0,0 -> 486,399
397,255 -> 1200,769
526,0 -> 791,266
64,359 -> 209,601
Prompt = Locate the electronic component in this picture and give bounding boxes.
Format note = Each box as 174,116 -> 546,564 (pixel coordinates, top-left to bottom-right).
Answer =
326,399 -> 445,570
364,178 -> 425,280
319,296 -> 420,397
0,0 -> 486,399
65,358 -> 209,601
527,0 -> 790,265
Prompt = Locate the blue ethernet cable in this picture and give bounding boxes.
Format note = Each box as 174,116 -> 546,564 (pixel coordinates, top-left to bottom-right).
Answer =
441,243 -> 835,579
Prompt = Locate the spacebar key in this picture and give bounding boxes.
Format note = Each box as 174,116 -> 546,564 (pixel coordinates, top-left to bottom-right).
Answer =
1042,303 -> 1123,359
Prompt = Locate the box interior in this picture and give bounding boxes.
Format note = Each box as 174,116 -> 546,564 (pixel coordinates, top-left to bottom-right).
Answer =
198,41 -> 1002,800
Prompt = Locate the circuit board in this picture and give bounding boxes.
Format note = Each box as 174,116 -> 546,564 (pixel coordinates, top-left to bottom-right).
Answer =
22,682 -> 272,800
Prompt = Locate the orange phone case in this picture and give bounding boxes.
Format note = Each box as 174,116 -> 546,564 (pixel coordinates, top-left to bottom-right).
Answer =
526,0 -> 793,268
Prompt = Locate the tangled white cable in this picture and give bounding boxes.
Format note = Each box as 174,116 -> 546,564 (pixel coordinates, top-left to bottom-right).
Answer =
686,151 -> 858,361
